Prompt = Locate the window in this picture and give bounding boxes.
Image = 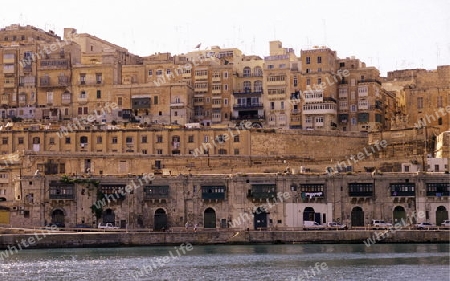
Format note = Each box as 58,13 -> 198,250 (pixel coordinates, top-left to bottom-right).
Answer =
96,73 -> 102,84
281,101 -> 285,110
306,57 -> 311,64
126,137 -> 133,144
234,135 -> 240,142
350,104 -> 357,112
224,84 -> 228,91
1,138 -> 7,145
18,137 -> 24,144
49,138 -> 55,145
80,91 -> 86,99
156,149 -> 163,155
268,65 -> 274,69
437,96 -> 443,108
83,107 -> 88,114
188,135 -> 194,143
156,135 -> 163,143
166,69 -> 171,75
306,78 -> 310,85
65,137 -> 71,144
318,68 -> 322,73
148,70 -> 153,76
80,74 -> 86,85
224,98 -> 228,105
112,137 -> 118,144
223,72 -> 228,78
156,69 -> 163,76
154,96 -> 158,105
97,136 -> 102,144
293,76 -> 298,87
96,90 -> 101,99
203,135 -> 209,143
270,102 -> 275,110
317,78 -> 322,85
417,97 -> 423,110
348,183 -> 373,196
234,149 -> 240,155
218,149 -> 227,155
117,97 -> 123,106
317,56 -> 322,63
141,136 -> 148,143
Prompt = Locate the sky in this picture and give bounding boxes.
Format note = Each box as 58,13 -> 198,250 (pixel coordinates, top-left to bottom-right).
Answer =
1,0 -> 449,76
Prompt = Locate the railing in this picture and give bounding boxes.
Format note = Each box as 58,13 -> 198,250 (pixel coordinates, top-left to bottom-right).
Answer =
233,103 -> 263,109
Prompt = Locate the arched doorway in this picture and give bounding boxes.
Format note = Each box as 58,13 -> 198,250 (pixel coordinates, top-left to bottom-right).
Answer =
154,208 -> 168,231
254,207 -> 268,229
103,209 -> 115,225
303,207 -> 316,222
393,206 -> 406,224
351,207 -> 364,227
204,208 -> 216,228
436,206 -> 448,226
51,209 -> 65,227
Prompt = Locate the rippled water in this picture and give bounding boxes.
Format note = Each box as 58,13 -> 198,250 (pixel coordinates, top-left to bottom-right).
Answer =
0,243 -> 448,280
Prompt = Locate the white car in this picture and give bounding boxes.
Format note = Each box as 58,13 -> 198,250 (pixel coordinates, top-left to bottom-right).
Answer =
327,222 -> 348,230
98,223 -> 119,229
303,221 -> 325,230
372,220 -> 393,229
415,222 -> 437,230
441,220 -> 450,228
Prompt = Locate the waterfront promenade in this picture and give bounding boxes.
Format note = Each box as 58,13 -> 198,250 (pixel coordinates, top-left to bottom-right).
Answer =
0,227 -> 448,250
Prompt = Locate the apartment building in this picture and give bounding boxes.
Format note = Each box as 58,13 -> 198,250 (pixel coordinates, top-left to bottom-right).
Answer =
264,41 -> 299,129
300,46 -> 338,131
383,66 -> 450,132
336,57 -> 395,132
231,55 -> 265,127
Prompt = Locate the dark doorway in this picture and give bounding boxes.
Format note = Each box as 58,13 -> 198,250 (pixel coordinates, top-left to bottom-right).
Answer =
303,207 -> 315,222
393,206 -> 406,224
351,206 -> 364,227
103,208 -> 115,225
154,208 -> 168,231
204,208 -> 216,228
436,206 -> 448,226
254,207 -> 268,229
51,209 -> 65,227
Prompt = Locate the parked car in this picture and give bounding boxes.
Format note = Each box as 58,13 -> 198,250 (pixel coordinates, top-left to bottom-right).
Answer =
98,223 -> 119,229
371,220 -> 393,229
327,222 -> 348,230
46,222 -> 65,228
75,223 -> 92,228
303,221 -> 325,230
441,220 -> 450,228
415,222 -> 437,230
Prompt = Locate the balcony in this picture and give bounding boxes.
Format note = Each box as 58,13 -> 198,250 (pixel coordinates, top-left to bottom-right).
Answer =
58,76 -> 70,86
39,59 -> 69,69
1,94 -> 9,105
212,103 -> 222,109
182,72 -> 191,78
144,186 -> 169,200
194,74 -> 208,80
3,54 -> 15,64
212,88 -> 222,94
23,64 -> 32,73
39,77 -> 51,87
358,79 -> 381,85
4,79 -> 15,88
302,105 -> 337,115
248,184 -> 277,200
212,76 -> 221,82
170,102 -> 184,108
202,186 -> 226,200
233,88 -> 263,96
266,80 -> 286,86
233,103 -> 263,110
291,109 -> 301,115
